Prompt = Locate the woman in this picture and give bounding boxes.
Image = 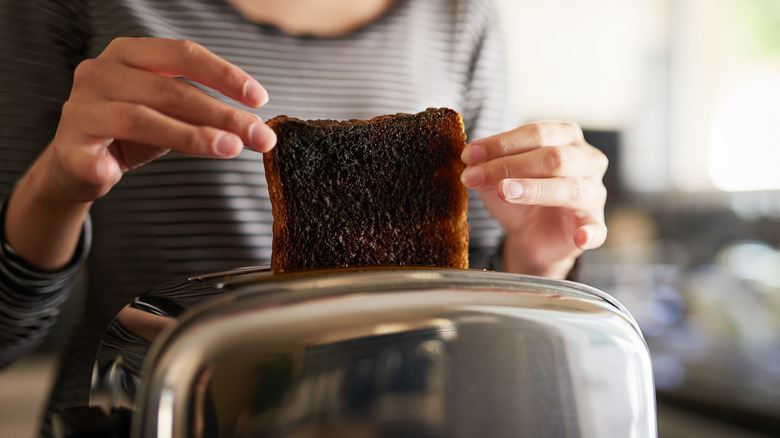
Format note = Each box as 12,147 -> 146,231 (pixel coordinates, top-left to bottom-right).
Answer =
0,0 -> 607,435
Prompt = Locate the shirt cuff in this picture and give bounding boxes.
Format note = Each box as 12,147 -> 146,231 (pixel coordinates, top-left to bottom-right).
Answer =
0,197 -> 91,294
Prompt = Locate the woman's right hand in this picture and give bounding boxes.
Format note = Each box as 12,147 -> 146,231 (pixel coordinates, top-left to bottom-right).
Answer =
49,37 -> 276,203
6,37 -> 276,270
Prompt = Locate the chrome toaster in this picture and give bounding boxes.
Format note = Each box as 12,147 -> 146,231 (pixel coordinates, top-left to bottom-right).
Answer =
64,267 -> 656,437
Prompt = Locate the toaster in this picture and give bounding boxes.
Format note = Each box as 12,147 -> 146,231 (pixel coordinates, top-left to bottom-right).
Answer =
59,267 -> 656,437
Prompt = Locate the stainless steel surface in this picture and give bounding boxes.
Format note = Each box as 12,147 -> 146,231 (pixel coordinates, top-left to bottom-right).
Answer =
91,267 -> 656,438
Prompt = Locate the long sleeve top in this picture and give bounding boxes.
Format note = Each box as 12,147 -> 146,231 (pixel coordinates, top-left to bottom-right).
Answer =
0,0 -> 512,435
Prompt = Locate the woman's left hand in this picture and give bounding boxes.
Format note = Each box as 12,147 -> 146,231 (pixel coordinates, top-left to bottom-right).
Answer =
461,121 -> 608,279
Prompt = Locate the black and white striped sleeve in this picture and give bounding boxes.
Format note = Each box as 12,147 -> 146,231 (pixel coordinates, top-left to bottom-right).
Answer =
0,0 -> 91,367
0,201 -> 91,368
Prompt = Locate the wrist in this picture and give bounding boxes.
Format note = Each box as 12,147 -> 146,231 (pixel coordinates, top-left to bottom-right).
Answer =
5,148 -> 92,270
501,234 -> 578,280
14,147 -> 93,218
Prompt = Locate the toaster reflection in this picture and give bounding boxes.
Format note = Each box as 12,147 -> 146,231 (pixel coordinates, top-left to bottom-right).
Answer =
86,267 -> 656,438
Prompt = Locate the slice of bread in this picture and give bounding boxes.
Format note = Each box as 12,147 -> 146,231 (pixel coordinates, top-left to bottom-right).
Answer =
264,107 -> 469,272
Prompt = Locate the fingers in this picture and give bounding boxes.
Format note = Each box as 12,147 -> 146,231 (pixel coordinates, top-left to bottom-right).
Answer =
43,37 -> 277,205
461,120 -> 608,191
462,143 -> 606,189
461,121 -> 609,214
461,121 -> 606,190
462,121 -> 584,165
101,37 -> 268,107
64,100 -> 245,159
575,222 -> 608,251
71,38 -> 277,154
73,59 -> 276,152
56,99 -> 246,193
465,121 -> 609,270
498,177 -> 607,211
497,177 -> 608,251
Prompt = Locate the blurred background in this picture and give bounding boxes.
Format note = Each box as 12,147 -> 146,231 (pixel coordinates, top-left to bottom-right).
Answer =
2,0 -> 779,437
497,0 -> 780,436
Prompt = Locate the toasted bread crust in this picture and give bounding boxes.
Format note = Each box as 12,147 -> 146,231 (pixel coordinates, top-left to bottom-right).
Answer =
264,107 -> 469,272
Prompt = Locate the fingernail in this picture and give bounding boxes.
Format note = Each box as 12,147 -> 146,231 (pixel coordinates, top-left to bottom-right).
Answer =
215,133 -> 242,157
250,121 -> 277,152
576,227 -> 593,250
460,166 -> 484,187
503,179 -> 524,200
580,227 -> 599,250
462,143 -> 487,164
583,230 -> 593,249
243,80 -> 269,107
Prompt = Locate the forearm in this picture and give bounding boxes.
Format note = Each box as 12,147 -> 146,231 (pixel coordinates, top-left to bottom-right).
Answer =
5,147 -> 91,271
0,193 -> 90,368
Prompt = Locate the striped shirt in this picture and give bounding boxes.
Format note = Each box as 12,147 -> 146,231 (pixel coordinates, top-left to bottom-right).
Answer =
0,0 -> 511,433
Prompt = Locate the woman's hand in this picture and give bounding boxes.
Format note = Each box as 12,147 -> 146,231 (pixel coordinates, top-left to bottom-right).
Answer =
6,37 -> 276,270
49,37 -> 276,203
461,122 -> 608,279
